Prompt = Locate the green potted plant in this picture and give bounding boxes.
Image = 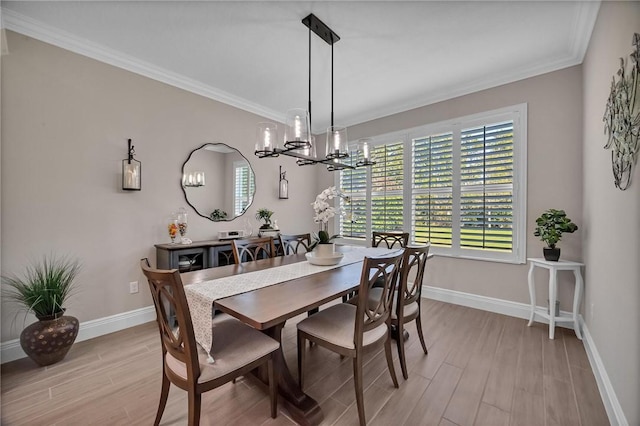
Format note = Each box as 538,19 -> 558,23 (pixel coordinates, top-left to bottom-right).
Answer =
534,209 -> 578,261
210,209 -> 228,221
2,255 -> 81,366
255,208 -> 275,230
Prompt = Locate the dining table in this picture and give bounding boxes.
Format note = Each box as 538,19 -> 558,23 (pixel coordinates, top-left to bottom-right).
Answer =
180,246 -> 396,426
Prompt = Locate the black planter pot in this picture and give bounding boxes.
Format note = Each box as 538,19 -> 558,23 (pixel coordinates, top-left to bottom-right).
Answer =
543,247 -> 561,261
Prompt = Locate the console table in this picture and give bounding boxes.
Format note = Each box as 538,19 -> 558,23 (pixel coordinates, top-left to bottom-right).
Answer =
526,257 -> 584,340
155,238 -> 281,272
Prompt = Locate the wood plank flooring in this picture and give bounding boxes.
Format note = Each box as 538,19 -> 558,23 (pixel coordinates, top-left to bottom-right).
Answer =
1,299 -> 609,425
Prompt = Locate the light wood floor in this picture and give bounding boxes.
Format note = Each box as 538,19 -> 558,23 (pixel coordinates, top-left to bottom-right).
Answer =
1,299 -> 609,425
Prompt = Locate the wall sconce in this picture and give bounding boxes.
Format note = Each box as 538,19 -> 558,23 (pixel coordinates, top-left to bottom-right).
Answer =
122,138 -> 141,191
182,171 -> 205,187
279,165 -> 289,199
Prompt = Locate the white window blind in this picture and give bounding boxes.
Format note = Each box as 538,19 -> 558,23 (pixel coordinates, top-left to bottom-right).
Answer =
371,142 -> 404,232
459,121 -> 514,252
233,162 -> 254,216
412,132 -> 454,247
339,156 -> 367,238
337,104 -> 526,264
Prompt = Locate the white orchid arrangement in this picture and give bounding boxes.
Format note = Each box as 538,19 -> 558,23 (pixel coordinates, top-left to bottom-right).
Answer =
311,186 -> 348,224
310,186 -> 349,248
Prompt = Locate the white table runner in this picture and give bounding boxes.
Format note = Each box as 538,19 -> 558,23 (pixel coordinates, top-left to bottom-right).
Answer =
184,246 -> 396,361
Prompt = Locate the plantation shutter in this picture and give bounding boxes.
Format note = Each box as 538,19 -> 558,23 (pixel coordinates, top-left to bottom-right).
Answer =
234,163 -> 254,216
371,142 -> 404,232
339,157 -> 367,238
459,121 -> 514,251
411,132 -> 454,246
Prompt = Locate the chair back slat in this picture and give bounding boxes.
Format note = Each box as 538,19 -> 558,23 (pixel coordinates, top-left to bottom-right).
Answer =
232,237 -> 276,264
140,259 -> 201,381
354,252 -> 403,347
397,245 -> 431,317
279,234 -> 312,255
372,231 -> 409,249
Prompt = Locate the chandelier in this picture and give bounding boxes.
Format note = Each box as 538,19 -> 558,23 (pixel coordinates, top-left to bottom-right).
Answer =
255,14 -> 375,171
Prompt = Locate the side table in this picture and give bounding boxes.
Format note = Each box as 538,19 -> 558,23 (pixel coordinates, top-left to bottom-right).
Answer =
527,257 -> 584,340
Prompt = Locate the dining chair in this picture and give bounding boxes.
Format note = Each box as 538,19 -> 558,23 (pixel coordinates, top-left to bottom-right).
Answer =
381,244 -> 432,379
231,236 -> 276,264
372,231 -> 410,249
296,252 -> 403,426
278,233 -> 312,255
140,259 -> 279,426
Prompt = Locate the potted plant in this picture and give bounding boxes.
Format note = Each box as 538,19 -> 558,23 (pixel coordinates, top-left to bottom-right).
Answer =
2,255 -> 81,366
534,209 -> 578,261
210,209 -> 228,221
310,186 -> 348,257
255,208 -> 275,230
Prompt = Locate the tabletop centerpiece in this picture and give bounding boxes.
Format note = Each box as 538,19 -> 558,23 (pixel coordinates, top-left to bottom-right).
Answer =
310,186 -> 348,258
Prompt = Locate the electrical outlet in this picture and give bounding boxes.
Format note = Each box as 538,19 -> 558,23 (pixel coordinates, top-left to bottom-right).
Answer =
129,281 -> 139,294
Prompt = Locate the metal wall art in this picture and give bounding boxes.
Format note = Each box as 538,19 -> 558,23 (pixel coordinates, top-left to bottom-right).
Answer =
603,33 -> 640,190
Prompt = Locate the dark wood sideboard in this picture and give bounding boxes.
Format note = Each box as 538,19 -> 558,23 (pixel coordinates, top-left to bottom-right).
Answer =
155,238 -> 281,272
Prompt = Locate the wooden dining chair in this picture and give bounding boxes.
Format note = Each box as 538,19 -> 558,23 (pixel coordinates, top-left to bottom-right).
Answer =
278,233 -> 312,255
231,237 -> 276,264
372,231 -> 409,249
296,252 -> 403,426
384,245 -> 432,379
140,259 -> 279,426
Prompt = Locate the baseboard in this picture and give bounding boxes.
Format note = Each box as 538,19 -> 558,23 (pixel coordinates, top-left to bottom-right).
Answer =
423,285 -> 576,329
1,306 -> 156,364
579,317 -> 628,426
423,285 -> 626,426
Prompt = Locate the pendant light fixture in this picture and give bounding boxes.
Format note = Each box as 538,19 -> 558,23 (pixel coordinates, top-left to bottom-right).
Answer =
255,14 -> 375,171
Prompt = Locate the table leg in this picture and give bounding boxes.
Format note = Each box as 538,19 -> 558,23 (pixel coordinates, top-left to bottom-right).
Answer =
548,270 -> 557,339
261,322 -> 324,426
527,262 -> 536,326
573,269 -> 584,340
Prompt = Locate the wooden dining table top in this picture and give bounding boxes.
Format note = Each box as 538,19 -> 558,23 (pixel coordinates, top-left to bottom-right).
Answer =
181,251 -> 366,330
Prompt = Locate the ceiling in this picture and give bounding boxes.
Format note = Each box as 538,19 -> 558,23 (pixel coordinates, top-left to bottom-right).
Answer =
1,1 -> 600,134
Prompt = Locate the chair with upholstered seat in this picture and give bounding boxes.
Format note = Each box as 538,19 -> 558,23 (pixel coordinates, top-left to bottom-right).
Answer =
372,231 -> 409,249
140,259 -> 279,426
296,252 -> 403,426
375,244 -> 431,379
231,237 -> 276,264
278,233 -> 312,255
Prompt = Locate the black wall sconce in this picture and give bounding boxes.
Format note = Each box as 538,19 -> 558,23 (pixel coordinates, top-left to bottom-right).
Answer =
279,165 -> 288,199
122,138 -> 141,191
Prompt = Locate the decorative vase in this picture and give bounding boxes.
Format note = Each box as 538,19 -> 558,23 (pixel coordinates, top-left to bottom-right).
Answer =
20,310 -> 79,366
315,243 -> 335,257
543,247 -> 560,261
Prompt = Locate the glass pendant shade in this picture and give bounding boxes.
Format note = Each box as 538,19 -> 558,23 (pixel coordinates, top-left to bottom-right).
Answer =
256,122 -> 278,156
356,138 -> 375,167
182,171 -> 205,187
325,126 -> 348,159
296,135 -> 317,165
284,108 -> 311,149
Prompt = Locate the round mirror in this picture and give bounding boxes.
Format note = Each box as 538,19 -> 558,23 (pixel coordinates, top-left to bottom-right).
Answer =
181,143 -> 255,221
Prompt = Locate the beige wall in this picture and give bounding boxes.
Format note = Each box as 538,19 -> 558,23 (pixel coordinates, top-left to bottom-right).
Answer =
0,32 -> 318,341
324,66 -> 584,308
582,2 -> 640,424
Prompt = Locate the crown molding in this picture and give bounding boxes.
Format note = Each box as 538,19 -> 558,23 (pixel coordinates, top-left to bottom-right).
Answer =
1,2 -> 600,131
0,8 -> 285,124
336,1 -> 602,129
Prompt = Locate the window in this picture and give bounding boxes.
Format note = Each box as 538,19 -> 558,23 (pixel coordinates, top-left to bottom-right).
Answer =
233,161 -> 255,216
338,104 -> 527,263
